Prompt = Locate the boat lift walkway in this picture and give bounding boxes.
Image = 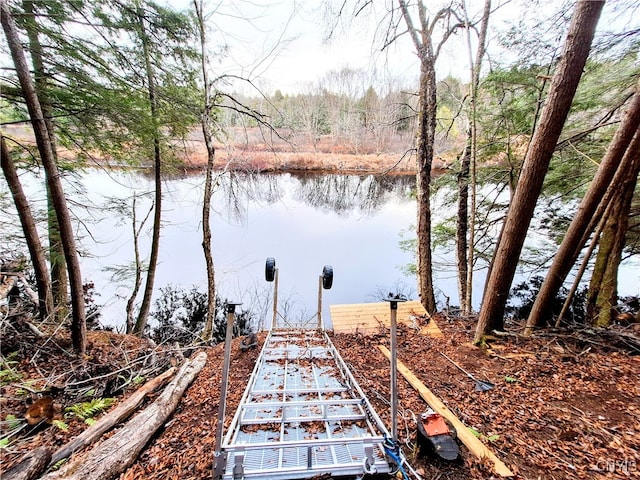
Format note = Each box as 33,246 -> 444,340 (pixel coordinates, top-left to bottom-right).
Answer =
212,259 -> 413,480
218,327 -> 395,480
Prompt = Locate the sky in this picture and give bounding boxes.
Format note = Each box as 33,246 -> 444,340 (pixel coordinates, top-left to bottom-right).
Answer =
177,0 -> 640,97
180,0 -> 516,95
193,0 -> 421,94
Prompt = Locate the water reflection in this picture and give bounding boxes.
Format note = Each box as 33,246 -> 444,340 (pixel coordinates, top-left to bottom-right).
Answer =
210,172 -> 416,222
77,171 -> 418,329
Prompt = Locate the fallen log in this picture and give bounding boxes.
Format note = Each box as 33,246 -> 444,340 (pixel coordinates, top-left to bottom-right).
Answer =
48,366 -> 176,467
42,351 -> 207,480
378,345 -> 514,477
2,446 -> 51,480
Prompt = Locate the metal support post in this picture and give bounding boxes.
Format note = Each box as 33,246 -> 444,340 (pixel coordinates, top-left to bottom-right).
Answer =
272,269 -> 278,328
317,275 -> 323,329
384,294 -> 407,443
213,301 -> 242,479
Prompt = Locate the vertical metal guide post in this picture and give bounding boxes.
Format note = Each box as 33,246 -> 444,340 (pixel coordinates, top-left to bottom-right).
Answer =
213,302 -> 242,478
272,268 -> 278,328
384,294 -> 407,442
317,275 -> 323,329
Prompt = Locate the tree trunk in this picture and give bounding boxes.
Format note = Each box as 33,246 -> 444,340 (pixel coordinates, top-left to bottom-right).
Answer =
461,0 -> 491,314
3,368 -> 176,480
125,195 -> 151,333
397,0 -> 464,313
22,0 -> 69,324
42,352 -> 206,480
1,134 -> 53,321
526,79 -> 640,330
415,62 -> 438,313
195,0 -> 217,342
1,0 -> 87,353
397,0 -> 439,313
49,367 -> 176,467
133,5 -> 162,335
474,0 -> 604,343
456,140 -> 470,310
586,132 -> 640,327
1,446 -> 51,480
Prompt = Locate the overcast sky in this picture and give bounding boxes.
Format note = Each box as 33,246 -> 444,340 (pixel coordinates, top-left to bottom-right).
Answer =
191,0 -> 640,96
185,0 -> 514,95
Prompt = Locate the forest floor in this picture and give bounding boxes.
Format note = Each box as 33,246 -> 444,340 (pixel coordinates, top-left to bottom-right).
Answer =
1,315 -> 639,480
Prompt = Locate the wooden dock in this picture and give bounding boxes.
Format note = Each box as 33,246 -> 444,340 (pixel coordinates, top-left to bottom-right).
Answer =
329,301 -> 442,337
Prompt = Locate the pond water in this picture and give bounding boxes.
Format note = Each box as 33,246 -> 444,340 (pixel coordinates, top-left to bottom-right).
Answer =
76,170 -> 425,329
6,169 -> 638,330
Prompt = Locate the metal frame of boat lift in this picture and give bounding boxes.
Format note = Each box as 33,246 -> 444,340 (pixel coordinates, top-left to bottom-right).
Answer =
212,259 -> 399,480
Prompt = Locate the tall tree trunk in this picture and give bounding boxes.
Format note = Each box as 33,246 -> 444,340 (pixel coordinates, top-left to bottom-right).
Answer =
2,0 -> 86,353
456,139 -> 470,310
22,0 -> 69,323
195,0 -> 217,342
461,0 -> 491,315
415,62 -> 438,313
397,0 -> 447,313
133,5 -> 162,335
526,80 -> 640,330
586,132 -> 640,327
1,134 -> 53,321
474,0 -> 604,343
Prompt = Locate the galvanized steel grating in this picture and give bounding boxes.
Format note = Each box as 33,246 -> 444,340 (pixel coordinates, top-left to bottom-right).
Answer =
219,328 -> 393,480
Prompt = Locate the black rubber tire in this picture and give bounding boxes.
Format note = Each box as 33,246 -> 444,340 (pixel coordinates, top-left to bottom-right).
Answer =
322,265 -> 333,289
265,257 -> 276,282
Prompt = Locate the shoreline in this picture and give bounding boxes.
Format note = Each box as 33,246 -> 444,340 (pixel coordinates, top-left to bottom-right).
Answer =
3,125 -> 457,176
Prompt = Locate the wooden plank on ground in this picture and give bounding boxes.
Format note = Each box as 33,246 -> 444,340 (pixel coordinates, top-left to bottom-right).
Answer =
330,301 -> 442,337
378,346 -> 514,477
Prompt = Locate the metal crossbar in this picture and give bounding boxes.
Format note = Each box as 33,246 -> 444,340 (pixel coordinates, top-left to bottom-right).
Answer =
219,328 -> 394,480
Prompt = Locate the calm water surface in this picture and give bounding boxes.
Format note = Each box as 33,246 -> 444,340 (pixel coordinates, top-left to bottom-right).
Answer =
8,169 -> 638,329
78,170 -> 423,329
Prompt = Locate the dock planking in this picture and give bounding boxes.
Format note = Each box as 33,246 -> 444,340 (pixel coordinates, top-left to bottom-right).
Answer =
329,301 -> 442,337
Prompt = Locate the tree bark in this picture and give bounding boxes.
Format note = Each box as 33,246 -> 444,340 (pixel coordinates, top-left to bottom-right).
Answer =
415,62 -> 438,313
1,134 -> 53,321
195,0 -> 217,342
456,140 -> 470,310
1,446 -> 51,480
586,131 -> 640,327
42,353 -> 206,480
461,0 -> 491,314
526,79 -> 640,330
21,0 -> 69,325
397,0 -> 448,314
133,5 -> 163,335
48,366 -> 175,467
1,0 -> 87,353
474,0 -> 604,343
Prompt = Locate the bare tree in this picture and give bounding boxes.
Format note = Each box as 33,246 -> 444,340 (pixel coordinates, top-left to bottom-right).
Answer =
125,195 -> 153,333
474,0 -> 605,343
459,0 -> 491,315
194,0 -> 217,342
1,0 -> 87,353
397,0 -> 463,313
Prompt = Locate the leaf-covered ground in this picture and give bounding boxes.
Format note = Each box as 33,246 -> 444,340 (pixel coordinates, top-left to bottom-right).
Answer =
1,317 -> 638,479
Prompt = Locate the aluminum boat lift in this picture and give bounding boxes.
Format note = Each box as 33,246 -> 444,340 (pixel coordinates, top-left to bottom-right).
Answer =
214,259 -> 397,480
